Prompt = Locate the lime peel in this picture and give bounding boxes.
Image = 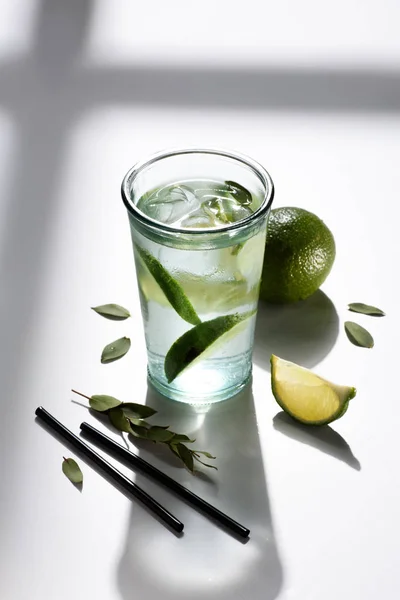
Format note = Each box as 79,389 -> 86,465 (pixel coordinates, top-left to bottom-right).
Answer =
270,355 -> 356,426
165,311 -> 255,383
260,207 -> 336,304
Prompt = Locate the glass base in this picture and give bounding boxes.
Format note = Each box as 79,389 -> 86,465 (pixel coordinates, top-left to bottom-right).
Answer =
147,368 -> 252,405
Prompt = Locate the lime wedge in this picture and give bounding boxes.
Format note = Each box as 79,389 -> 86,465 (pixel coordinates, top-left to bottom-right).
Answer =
135,245 -> 201,326
270,355 -> 356,425
165,312 -> 253,383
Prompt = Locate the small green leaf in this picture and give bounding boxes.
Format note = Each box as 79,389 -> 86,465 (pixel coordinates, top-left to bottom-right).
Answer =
170,433 -> 196,444
90,394 -> 122,412
168,444 -> 181,459
146,426 -> 175,443
193,455 -> 218,470
62,457 -> 83,484
129,418 -> 151,428
120,402 -> 157,420
135,245 -> 200,326
344,321 -> 374,348
175,443 -> 194,473
91,304 -> 131,320
348,303 -> 385,317
129,423 -> 149,439
101,337 -> 131,364
108,407 -> 132,433
225,180 -> 252,206
164,311 -> 253,382
194,450 -> 216,459
168,444 -> 217,471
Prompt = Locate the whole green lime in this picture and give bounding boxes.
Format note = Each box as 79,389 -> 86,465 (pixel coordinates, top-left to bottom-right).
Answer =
260,207 -> 336,303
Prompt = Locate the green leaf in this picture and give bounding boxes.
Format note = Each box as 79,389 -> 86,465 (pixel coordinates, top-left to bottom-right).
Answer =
225,180 -> 252,206
168,444 -> 181,459
194,450 -> 216,459
135,245 -> 201,326
129,423 -> 149,439
129,418 -> 151,428
146,426 -> 175,443
193,450 -> 217,469
168,444 -> 217,471
169,433 -> 196,444
175,443 -> 194,473
91,304 -> 130,320
108,407 -> 132,433
344,321 -> 374,348
101,337 -> 131,364
193,455 -> 218,470
120,402 -> 157,420
62,457 -> 83,484
164,311 -> 253,382
348,303 -> 385,317
90,394 -> 122,412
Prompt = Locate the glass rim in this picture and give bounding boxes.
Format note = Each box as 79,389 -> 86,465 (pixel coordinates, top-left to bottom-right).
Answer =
121,147 -> 274,236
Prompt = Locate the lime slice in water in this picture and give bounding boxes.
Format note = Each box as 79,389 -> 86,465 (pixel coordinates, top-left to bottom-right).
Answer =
135,245 -> 200,326
138,266 -> 258,313
270,355 -> 357,425
164,311 -> 254,383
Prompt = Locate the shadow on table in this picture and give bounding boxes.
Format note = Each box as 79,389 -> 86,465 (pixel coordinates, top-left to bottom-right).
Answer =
273,412 -> 361,470
1,0 -> 398,506
253,290 -> 339,371
117,384 -> 283,600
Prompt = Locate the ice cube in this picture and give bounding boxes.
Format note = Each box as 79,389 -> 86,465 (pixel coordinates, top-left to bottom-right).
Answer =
179,207 -> 217,229
139,185 -> 201,225
138,182 -> 253,228
138,188 -> 174,223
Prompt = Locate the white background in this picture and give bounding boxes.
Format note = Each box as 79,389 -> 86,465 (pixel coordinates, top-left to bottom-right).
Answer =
0,1 -> 399,599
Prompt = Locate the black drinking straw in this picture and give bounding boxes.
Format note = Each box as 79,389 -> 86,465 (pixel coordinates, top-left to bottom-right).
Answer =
80,421 -> 250,538
35,407 -> 184,533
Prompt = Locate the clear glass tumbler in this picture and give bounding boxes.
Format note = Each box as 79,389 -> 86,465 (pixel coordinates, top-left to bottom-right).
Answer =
121,149 -> 274,404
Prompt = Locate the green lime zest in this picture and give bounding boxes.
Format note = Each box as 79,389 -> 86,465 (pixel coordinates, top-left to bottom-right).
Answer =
135,245 -> 201,326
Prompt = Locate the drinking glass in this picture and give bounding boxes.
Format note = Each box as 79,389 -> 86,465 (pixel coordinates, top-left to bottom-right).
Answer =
121,149 -> 274,404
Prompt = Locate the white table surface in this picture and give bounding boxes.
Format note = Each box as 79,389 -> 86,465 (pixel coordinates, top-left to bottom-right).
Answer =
1,1 -> 400,599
